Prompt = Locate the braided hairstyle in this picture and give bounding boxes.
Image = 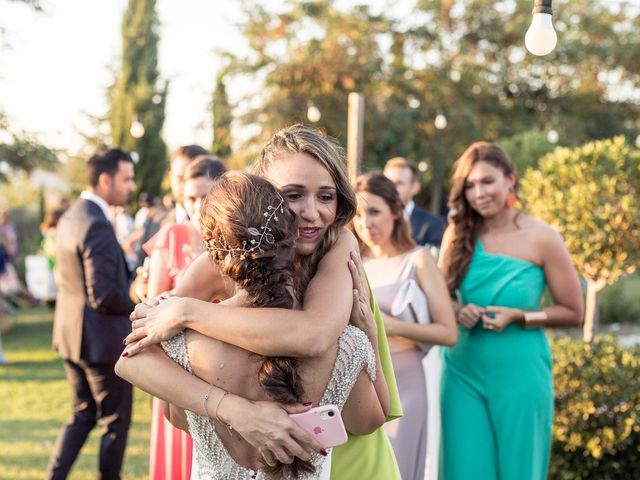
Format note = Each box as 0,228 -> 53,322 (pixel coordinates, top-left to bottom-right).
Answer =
255,124 -> 357,299
200,172 -> 315,478
445,142 -> 522,294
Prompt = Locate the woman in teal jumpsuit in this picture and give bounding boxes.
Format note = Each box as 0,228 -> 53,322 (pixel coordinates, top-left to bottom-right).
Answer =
438,142 -> 583,480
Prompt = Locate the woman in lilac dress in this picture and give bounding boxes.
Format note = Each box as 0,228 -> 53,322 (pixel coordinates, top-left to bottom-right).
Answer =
352,173 -> 457,480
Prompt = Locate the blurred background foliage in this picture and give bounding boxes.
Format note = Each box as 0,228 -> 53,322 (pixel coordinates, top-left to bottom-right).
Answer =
221,0 -> 640,212
521,136 -> 640,340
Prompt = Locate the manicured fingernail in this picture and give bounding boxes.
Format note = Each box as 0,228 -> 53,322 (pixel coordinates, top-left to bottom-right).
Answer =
319,449 -> 328,456
122,339 -> 127,345
121,351 -> 129,357
303,402 -> 312,407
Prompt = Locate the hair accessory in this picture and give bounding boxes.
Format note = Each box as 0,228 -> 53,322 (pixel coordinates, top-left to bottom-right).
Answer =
205,194 -> 285,265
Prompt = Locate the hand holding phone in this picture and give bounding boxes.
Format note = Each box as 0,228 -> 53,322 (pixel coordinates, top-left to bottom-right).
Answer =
289,404 -> 347,449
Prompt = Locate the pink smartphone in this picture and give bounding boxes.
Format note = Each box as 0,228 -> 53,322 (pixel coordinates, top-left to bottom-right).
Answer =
289,404 -> 348,449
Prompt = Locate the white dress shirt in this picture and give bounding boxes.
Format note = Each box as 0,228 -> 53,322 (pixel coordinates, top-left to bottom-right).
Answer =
80,190 -> 111,221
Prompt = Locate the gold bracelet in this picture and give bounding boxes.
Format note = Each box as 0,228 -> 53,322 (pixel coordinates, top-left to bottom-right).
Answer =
202,384 -> 215,418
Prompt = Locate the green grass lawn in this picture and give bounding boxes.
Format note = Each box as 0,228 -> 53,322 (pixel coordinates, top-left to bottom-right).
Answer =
0,306 -> 151,480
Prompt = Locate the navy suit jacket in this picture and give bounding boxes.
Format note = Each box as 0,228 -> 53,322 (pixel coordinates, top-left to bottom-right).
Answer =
410,205 -> 446,247
52,199 -> 135,364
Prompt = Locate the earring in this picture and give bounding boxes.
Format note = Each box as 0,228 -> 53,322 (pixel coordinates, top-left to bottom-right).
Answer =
506,190 -> 517,209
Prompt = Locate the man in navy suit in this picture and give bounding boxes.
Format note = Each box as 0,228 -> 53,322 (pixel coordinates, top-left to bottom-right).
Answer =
384,157 -> 446,248
47,148 -> 137,479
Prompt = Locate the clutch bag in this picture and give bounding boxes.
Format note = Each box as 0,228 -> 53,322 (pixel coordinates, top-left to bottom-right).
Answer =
390,279 -> 431,325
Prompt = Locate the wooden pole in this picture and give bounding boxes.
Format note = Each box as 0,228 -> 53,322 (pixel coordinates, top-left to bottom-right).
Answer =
347,92 -> 365,180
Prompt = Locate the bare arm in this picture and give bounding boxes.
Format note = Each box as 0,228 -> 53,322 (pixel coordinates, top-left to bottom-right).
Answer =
341,367 -> 387,436
147,249 -> 172,297
114,344 -> 321,464
383,249 -> 457,346
127,229 -> 358,358
164,402 -> 189,432
341,252 -> 389,434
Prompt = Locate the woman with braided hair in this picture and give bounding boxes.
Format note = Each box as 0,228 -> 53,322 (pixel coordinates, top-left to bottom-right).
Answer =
118,125 -> 402,479
119,172 -> 385,479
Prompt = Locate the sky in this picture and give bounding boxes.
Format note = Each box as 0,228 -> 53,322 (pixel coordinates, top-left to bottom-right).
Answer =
1,0 -> 397,157
0,0 -> 249,154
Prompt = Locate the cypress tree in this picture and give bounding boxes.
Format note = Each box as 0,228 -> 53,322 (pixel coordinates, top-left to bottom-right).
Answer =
110,0 -> 167,197
211,71 -> 232,159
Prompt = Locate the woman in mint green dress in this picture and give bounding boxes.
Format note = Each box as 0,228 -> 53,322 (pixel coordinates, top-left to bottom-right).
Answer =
438,142 -> 583,480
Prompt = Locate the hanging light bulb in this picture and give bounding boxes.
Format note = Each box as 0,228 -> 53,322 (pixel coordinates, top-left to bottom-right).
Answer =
435,114 -> 447,130
525,0 -> 557,56
130,115 -> 145,139
307,101 -> 321,123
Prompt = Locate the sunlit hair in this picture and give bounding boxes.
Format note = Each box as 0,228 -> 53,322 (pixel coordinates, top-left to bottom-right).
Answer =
200,172 -> 314,478
353,173 -> 415,255
384,156 -> 420,182
445,141 -> 521,293
171,144 -> 208,165
255,124 -> 357,298
184,156 -> 226,181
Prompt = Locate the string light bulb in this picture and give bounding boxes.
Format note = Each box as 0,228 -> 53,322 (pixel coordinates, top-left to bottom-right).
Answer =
306,101 -> 321,123
435,114 -> 447,130
525,0 -> 557,56
130,115 -> 145,139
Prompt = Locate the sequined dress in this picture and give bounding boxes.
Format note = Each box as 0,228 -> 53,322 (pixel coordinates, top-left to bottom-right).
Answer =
162,325 -> 377,480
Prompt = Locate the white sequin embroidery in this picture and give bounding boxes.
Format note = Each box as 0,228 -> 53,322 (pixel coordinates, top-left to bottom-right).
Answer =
162,325 -> 376,480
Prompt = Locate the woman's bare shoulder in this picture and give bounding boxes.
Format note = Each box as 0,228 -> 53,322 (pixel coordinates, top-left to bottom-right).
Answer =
334,227 -> 358,251
522,214 -> 565,252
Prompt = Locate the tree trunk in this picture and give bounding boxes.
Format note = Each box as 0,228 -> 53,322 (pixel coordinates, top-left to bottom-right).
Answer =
583,279 -> 605,342
429,179 -> 442,215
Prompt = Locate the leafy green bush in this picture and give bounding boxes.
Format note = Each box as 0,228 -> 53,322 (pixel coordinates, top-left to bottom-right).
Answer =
521,136 -> 640,340
498,128 -> 557,175
599,275 -> 640,325
550,336 -> 640,479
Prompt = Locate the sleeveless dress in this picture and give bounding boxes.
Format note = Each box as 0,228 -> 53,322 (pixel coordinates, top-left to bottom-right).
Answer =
162,325 -> 377,480
144,223 -> 197,480
440,239 -> 553,480
364,247 -> 429,480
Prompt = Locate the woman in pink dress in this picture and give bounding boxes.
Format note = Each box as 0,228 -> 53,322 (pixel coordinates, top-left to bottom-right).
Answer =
144,157 -> 226,480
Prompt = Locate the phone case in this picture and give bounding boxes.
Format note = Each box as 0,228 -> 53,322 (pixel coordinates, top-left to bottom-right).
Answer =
289,404 -> 348,449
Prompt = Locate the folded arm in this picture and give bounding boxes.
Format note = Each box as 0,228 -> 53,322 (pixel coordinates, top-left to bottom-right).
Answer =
114,343 -> 322,464
127,229 -> 358,358
383,248 -> 457,346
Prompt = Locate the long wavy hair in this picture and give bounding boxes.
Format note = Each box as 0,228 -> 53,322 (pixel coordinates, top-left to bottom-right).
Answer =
201,172 -> 314,478
353,173 -> 415,255
445,141 -> 522,294
255,124 -> 357,300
